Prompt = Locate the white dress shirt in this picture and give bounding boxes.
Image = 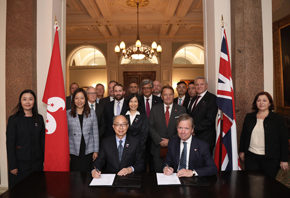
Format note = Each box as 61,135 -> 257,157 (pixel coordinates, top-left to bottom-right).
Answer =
114,98 -> 124,116
191,90 -> 208,112
163,103 -> 173,117
143,94 -> 153,110
177,95 -> 186,105
110,96 -> 114,102
179,135 -> 192,170
115,135 -> 134,172
125,111 -> 140,125
88,101 -> 96,110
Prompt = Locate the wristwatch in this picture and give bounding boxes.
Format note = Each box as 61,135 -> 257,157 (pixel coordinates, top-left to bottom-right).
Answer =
192,169 -> 196,176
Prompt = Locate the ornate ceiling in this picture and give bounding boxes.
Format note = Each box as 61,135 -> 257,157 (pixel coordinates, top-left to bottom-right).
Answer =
66,0 -> 203,44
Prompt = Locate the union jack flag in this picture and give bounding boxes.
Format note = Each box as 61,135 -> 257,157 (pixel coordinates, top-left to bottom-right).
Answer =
214,27 -> 241,171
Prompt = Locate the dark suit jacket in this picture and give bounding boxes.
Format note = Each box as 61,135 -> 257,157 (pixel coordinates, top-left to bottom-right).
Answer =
239,111 -> 289,161
99,96 -> 111,106
149,103 -> 187,157
66,95 -> 72,110
189,91 -> 218,148
6,111 -> 45,170
104,100 -> 128,137
93,102 -> 106,139
164,135 -> 217,177
173,95 -> 190,108
93,135 -> 144,173
125,113 -> 148,149
139,94 -> 163,115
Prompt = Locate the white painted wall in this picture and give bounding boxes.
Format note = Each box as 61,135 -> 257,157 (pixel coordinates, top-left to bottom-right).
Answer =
0,0 -> 7,190
37,0 -> 66,118
203,0 -> 231,94
262,0 -> 274,96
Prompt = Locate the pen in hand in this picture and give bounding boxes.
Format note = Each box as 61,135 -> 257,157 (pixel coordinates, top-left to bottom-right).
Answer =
94,166 -> 101,178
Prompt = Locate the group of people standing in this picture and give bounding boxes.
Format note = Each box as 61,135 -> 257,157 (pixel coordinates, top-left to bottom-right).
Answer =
6,77 -> 289,188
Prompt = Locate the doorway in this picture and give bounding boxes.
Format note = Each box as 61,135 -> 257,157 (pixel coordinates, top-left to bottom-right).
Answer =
123,71 -> 156,96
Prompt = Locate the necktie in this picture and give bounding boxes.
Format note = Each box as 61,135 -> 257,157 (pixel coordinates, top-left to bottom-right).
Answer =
118,140 -> 123,163
116,101 -> 120,115
165,106 -> 170,127
191,96 -> 201,113
188,98 -> 194,110
179,142 -> 187,170
90,104 -> 94,110
179,98 -> 182,105
146,98 -> 150,118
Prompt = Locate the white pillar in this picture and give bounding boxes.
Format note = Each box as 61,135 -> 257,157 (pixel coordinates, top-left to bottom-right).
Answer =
37,0 -> 66,117
262,0 -> 274,96
203,0 -> 231,94
160,41 -> 173,85
0,0 -> 7,190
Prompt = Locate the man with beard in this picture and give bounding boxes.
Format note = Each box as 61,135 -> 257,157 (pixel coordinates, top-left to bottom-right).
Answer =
103,84 -> 128,137
152,80 -> 162,97
99,80 -> 117,106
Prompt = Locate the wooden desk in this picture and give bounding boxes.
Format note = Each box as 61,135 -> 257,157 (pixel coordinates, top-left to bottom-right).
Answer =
1,171 -> 289,198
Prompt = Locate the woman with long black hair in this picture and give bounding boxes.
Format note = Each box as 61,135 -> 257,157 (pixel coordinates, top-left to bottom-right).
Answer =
6,90 -> 45,188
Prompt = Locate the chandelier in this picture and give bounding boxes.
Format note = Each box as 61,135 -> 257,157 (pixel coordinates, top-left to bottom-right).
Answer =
114,1 -> 162,60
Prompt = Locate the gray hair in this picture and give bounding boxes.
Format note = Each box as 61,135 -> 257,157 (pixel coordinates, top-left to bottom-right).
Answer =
86,86 -> 96,93
112,115 -> 128,124
141,79 -> 153,87
176,113 -> 195,130
195,76 -> 208,84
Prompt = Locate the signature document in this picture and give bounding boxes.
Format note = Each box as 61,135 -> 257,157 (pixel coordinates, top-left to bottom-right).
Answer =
156,173 -> 181,185
89,174 -> 116,186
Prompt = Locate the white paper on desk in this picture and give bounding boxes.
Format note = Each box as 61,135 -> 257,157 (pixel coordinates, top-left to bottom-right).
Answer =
89,174 -> 116,186
156,173 -> 181,185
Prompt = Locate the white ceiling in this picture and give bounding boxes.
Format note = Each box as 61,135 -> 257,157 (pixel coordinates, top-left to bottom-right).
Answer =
66,0 -> 203,44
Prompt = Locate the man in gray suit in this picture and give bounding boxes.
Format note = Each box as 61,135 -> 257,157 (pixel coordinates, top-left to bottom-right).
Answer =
149,85 -> 187,172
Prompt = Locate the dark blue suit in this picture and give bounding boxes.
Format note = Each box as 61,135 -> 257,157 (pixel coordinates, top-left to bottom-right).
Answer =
164,135 -> 217,177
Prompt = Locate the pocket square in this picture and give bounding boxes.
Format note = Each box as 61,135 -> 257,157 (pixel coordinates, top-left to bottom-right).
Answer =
175,116 -> 179,118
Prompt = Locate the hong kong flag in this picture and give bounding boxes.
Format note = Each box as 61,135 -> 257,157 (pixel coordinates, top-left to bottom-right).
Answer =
42,24 -> 69,171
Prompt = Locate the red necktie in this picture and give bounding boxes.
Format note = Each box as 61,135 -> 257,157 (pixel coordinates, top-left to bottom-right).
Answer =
146,98 -> 150,118
165,106 -> 170,127
191,96 -> 201,113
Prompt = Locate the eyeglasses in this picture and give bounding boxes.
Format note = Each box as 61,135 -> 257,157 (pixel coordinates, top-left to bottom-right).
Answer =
142,87 -> 152,90
113,123 -> 128,128
88,92 -> 97,95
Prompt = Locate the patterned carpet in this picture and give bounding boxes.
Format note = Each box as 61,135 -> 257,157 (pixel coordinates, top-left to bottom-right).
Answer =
276,158 -> 290,188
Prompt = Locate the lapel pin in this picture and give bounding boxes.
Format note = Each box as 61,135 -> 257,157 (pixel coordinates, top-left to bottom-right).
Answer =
35,123 -> 38,127
175,109 -> 177,111
126,144 -> 129,147
194,149 -> 197,151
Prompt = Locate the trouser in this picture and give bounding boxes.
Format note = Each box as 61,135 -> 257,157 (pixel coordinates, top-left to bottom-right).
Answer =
245,151 -> 280,178
153,156 -> 164,173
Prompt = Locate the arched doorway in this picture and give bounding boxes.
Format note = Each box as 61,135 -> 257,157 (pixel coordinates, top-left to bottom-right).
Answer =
66,46 -> 107,95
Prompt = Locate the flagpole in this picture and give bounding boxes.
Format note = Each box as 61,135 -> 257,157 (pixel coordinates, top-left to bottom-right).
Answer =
218,15 -> 224,171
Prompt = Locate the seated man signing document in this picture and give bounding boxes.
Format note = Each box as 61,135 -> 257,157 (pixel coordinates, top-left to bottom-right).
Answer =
163,114 -> 217,177
92,115 -> 144,178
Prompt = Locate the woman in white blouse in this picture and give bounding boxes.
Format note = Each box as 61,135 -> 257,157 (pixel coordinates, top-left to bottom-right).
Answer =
125,93 -> 148,152
239,92 -> 289,178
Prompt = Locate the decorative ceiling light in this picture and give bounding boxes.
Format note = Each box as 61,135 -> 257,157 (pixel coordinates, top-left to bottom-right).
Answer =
114,1 -> 162,60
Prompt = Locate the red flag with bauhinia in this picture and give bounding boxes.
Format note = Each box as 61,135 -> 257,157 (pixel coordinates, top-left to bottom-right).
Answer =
42,24 -> 69,171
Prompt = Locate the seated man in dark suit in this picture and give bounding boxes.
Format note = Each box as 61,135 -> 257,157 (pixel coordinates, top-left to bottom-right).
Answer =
92,115 -> 144,177
173,81 -> 190,107
163,113 -> 217,177
66,82 -> 79,110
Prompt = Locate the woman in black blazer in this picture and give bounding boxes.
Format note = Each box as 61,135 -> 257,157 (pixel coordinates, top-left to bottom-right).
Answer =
125,93 -> 148,155
239,92 -> 289,178
6,90 -> 45,188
